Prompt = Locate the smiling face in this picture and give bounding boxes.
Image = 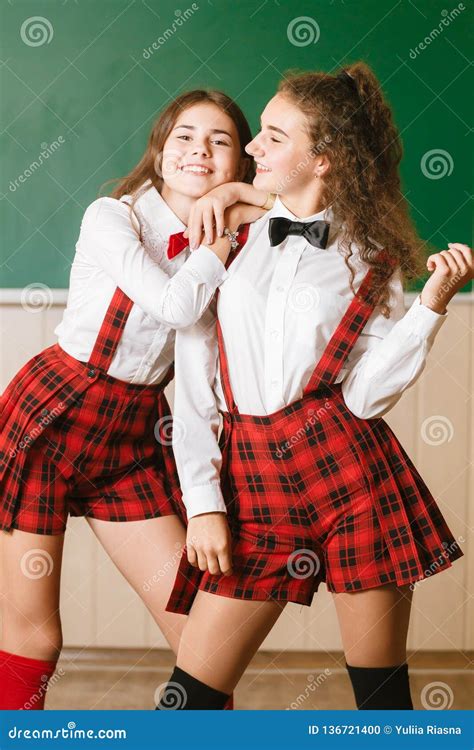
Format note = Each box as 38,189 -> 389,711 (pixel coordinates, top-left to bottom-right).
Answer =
245,94 -> 329,198
160,102 -> 245,198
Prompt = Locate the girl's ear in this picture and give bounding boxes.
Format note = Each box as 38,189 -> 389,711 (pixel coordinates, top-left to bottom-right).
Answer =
312,153 -> 331,179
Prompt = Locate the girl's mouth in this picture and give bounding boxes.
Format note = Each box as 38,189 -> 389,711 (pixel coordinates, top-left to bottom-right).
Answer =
178,164 -> 213,176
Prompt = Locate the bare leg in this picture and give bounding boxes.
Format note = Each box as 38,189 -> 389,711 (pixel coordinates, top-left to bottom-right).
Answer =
86,514 -> 187,654
176,591 -> 286,694
332,583 -> 414,709
331,583 -> 413,666
0,529 -> 64,659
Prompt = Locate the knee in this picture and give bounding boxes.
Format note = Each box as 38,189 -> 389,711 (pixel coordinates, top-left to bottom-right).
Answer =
156,666 -> 230,710
1,602 -> 62,659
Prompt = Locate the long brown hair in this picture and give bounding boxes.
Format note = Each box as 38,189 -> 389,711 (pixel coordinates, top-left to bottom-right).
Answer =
101,89 -> 255,239
278,62 -> 426,317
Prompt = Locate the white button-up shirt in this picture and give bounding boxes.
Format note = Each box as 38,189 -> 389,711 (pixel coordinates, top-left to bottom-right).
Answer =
172,195 -> 448,519
55,179 -> 227,384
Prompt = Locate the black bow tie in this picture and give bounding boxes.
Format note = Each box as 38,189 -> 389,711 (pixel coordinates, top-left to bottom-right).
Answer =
268,217 -> 330,249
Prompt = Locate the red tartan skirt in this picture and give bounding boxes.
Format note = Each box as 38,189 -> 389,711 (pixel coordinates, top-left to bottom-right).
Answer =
0,344 -> 185,535
166,383 -> 464,614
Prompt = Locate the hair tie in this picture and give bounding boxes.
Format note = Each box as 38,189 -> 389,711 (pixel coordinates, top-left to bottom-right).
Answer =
337,69 -> 353,83
336,69 -> 365,109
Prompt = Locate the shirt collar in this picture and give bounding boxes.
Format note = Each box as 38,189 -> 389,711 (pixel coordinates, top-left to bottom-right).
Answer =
125,178 -> 186,238
269,194 -> 333,224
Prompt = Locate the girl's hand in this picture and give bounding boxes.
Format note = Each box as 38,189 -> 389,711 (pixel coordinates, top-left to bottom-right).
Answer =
420,243 -> 473,314
188,202 -> 267,251
186,184 -> 241,250
187,512 -> 233,576
185,182 -> 270,249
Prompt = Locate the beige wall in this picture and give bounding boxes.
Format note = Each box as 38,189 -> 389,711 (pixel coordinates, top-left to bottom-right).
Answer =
1,291 -> 472,653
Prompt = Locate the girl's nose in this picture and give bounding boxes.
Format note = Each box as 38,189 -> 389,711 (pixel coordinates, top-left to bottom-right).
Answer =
246,137 -> 263,158
192,142 -> 211,157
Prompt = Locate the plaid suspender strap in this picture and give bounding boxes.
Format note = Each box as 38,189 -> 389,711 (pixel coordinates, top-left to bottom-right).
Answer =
88,287 -> 174,388
87,287 -> 135,372
87,286 -> 176,383
303,250 -> 398,394
216,229 -> 397,409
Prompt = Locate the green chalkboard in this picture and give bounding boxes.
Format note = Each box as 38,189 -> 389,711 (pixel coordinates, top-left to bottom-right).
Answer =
0,0 -> 471,291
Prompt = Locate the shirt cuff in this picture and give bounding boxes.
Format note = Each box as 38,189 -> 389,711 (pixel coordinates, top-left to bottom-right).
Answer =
401,293 -> 448,340
183,483 -> 227,520
187,245 -> 229,284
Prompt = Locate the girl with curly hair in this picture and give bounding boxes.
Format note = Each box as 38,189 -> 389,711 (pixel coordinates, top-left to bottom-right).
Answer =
158,62 -> 471,710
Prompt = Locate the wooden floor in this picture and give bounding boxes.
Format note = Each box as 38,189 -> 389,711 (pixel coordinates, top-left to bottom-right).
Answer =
46,649 -> 474,710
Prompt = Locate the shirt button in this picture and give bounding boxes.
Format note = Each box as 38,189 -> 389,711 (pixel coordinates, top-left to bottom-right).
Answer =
271,379 -> 278,387
41,408 -> 49,417
87,368 -> 96,378
276,285 -> 285,293
270,329 -> 279,339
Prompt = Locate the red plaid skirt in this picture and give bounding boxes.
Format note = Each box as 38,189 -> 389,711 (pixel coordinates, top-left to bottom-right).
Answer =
0,286 -> 186,535
166,249 -> 464,615
0,343 -> 185,535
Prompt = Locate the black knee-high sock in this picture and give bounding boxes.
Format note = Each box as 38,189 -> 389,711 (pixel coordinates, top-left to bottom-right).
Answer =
345,661 -> 413,710
156,666 -> 230,710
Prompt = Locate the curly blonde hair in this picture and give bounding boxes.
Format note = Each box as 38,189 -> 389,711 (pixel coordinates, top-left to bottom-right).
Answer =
278,62 -> 427,317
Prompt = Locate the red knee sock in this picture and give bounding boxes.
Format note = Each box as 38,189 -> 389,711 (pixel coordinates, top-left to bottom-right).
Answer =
0,649 -> 57,710
223,693 -> 234,710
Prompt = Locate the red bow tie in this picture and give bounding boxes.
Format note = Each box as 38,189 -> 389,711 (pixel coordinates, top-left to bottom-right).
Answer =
167,231 -> 189,260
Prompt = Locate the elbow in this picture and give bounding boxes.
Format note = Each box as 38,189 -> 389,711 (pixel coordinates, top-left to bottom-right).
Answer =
171,314 -> 202,330
345,402 -> 380,420
343,392 -> 400,420
341,381 -> 378,420
156,305 -> 203,330
157,281 -> 213,329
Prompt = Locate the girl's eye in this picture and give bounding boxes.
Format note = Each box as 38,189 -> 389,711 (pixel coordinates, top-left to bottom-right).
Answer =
176,134 -> 229,146
270,137 -> 281,143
